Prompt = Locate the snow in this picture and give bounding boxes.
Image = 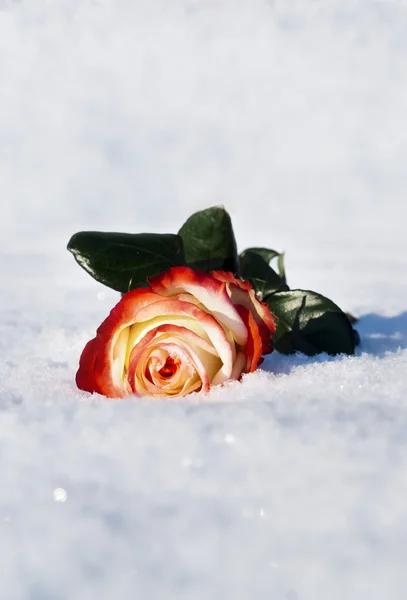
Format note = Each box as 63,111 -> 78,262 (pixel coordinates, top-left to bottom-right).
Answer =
1,1 -> 407,598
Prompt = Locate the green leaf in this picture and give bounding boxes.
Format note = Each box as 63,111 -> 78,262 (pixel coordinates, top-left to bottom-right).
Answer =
67,231 -> 185,294
277,252 -> 286,284
240,247 -> 287,284
239,250 -> 289,300
241,247 -> 281,264
178,206 -> 239,274
266,290 -> 357,356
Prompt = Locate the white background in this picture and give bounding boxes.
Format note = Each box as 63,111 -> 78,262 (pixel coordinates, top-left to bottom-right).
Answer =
1,1 -> 407,599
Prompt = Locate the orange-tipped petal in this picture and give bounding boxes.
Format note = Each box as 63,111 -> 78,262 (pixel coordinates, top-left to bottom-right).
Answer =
76,288 -> 163,398
211,270 -> 276,355
149,267 -> 248,346
235,305 -> 263,372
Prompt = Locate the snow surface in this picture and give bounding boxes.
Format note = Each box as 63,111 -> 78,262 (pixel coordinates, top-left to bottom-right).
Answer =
1,1 -> 407,598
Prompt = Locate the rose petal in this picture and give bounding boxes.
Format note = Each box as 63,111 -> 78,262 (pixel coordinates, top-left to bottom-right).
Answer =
141,346 -> 193,396
148,267 -> 248,346
230,351 -> 248,380
76,338 -> 99,393
144,325 -> 222,384
76,288 -> 163,398
131,299 -> 235,380
112,326 -> 130,386
235,305 -> 263,372
127,326 -> 217,396
125,314 -> 211,367
211,270 -> 276,355
128,334 -> 206,397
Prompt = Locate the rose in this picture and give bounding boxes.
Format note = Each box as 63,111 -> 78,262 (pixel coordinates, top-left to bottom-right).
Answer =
76,267 -> 276,398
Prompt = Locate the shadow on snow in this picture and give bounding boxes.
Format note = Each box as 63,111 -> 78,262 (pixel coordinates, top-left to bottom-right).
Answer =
263,311 -> 407,375
356,311 -> 407,355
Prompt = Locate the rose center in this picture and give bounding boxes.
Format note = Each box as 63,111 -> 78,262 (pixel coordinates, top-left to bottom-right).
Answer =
158,357 -> 177,379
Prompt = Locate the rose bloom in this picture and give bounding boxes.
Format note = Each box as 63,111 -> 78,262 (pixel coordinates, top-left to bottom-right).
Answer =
76,267 -> 275,398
